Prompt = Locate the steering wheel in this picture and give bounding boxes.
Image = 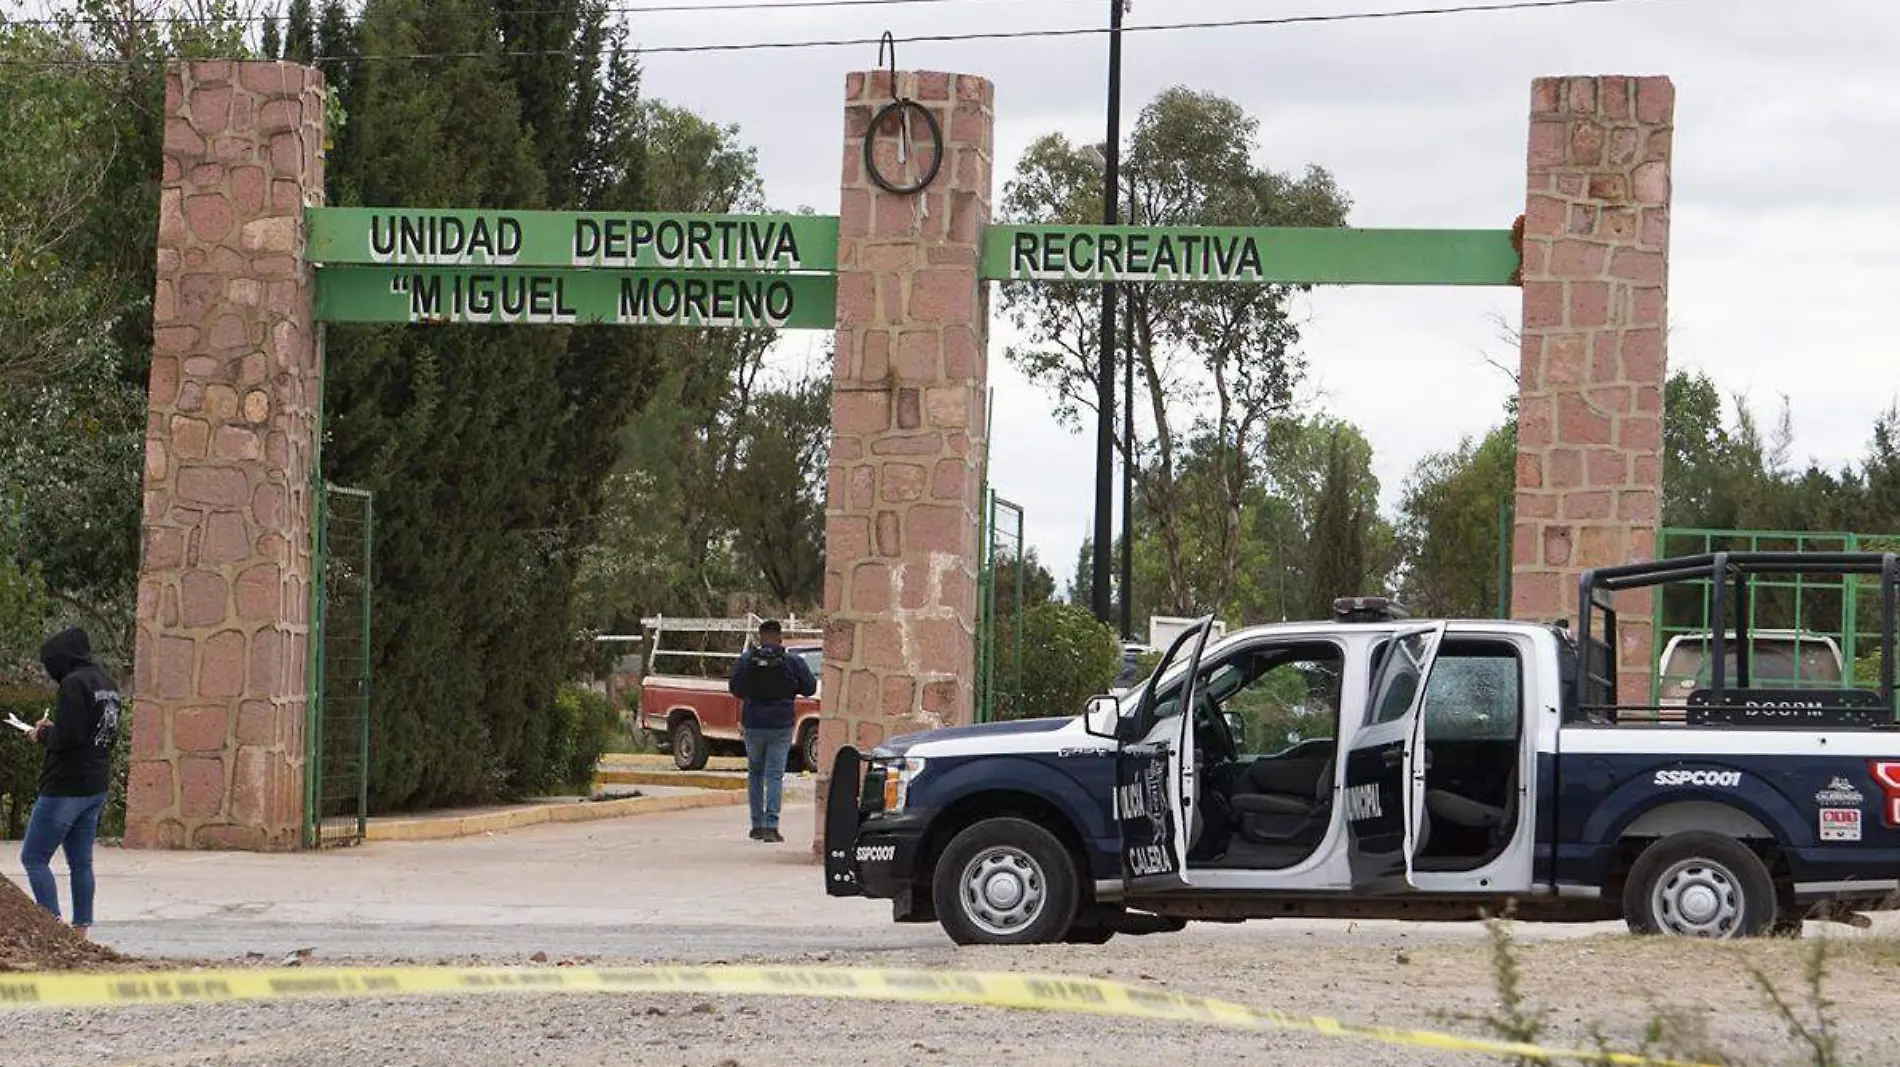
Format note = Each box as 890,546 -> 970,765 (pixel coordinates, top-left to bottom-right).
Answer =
1192,688 -> 1238,762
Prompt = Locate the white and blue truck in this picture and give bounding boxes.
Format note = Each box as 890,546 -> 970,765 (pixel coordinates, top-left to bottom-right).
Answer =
823,551 -> 1900,944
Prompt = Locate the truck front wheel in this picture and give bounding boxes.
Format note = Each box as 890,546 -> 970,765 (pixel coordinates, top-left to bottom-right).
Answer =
1622,831 -> 1777,939
932,817 -> 1078,946
792,722 -> 819,774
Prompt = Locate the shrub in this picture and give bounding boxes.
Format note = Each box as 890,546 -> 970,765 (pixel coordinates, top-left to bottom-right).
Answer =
994,603 -> 1122,722
540,684 -> 621,795
1853,649 -> 1883,688
0,685 -> 54,840
98,721 -> 131,840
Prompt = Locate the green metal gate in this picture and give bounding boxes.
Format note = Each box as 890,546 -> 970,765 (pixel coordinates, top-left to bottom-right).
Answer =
975,489 -> 1026,724
1649,527 -> 1900,708
306,484 -> 373,847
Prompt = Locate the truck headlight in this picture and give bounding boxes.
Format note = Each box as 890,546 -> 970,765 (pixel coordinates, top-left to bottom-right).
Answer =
880,756 -> 926,813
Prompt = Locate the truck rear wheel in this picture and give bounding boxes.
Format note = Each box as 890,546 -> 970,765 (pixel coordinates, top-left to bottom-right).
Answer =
1623,832 -> 1777,939
670,718 -> 708,771
932,817 -> 1078,946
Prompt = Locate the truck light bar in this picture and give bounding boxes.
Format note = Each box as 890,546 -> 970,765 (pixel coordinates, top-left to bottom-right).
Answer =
1332,596 -> 1410,624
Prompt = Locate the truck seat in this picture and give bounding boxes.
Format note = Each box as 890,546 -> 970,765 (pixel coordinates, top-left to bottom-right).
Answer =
1425,744 -> 1517,832
1425,789 -> 1505,830
1229,751 -> 1333,846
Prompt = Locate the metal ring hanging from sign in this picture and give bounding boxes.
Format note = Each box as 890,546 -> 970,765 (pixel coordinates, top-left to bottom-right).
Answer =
863,32 -> 944,197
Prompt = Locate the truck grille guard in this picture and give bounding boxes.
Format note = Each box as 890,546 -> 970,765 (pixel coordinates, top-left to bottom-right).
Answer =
824,745 -> 866,897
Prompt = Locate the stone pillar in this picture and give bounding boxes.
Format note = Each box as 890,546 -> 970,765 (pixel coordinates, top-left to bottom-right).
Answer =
125,60 -> 327,850
814,70 -> 994,851
1511,75 -> 1673,701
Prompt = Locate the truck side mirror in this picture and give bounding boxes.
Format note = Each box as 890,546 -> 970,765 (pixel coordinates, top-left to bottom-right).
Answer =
1223,712 -> 1245,741
1082,694 -> 1120,741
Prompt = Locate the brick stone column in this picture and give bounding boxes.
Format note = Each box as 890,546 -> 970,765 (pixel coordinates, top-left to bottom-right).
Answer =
814,70 -> 994,852
125,60 -> 327,850
1511,75 -> 1673,701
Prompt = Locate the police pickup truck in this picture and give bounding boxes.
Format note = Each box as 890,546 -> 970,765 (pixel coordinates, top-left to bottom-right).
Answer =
823,551 -> 1900,945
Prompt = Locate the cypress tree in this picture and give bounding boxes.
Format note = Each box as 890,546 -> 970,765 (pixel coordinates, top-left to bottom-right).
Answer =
284,0 -> 315,63
314,0 -> 674,808
1306,428 -> 1368,617
325,0 -> 568,807
314,0 -> 359,105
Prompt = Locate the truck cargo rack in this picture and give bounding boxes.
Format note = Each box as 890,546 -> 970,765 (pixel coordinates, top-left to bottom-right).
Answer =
1575,551 -> 1900,728
640,613 -> 823,670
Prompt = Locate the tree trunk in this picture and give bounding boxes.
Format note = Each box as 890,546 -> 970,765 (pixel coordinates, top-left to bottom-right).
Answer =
1133,309 -> 1188,614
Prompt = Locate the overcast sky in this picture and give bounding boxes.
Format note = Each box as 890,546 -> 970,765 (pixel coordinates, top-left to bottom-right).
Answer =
622,0 -> 1900,594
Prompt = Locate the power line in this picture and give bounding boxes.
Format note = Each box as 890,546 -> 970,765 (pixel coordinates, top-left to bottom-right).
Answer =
341,0 -> 1685,61
0,0 -> 1688,66
3,0 -> 1097,31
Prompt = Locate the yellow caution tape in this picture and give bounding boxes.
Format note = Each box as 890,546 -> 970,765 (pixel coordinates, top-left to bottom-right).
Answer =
0,963 -> 1713,1066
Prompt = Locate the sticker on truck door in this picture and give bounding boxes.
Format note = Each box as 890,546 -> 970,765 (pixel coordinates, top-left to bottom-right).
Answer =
1118,756 -> 1173,875
1820,807 -> 1862,842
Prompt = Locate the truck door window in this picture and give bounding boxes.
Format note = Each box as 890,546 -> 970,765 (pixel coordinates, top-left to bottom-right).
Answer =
1369,633 -> 1431,725
1423,650 -> 1521,741
1215,646 -> 1343,755
1144,642 -> 1343,752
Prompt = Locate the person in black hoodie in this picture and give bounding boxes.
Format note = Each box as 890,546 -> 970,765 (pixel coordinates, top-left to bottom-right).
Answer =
20,626 -> 122,937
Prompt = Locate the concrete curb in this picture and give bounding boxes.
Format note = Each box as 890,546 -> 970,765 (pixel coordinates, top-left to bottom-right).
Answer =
594,769 -> 747,791
364,789 -> 747,842
600,753 -> 747,772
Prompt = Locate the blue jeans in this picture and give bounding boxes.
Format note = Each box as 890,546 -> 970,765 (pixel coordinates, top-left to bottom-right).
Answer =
743,727 -> 794,831
21,792 -> 107,928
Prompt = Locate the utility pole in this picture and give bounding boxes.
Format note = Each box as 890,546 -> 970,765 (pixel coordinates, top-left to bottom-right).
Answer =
1090,0 -> 1124,624
1120,272 -> 1134,641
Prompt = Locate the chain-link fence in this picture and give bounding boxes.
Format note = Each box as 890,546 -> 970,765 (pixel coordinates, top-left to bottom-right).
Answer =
975,490 -> 1025,724
306,484 -> 373,847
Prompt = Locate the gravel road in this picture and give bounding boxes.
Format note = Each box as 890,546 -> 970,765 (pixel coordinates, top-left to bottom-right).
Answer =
9,924 -> 1898,1067
8,803 -> 1896,1066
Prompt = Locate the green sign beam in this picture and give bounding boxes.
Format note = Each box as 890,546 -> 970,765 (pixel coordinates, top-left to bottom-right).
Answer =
981,225 -> 1520,286
307,208 -> 840,273
313,267 -> 837,329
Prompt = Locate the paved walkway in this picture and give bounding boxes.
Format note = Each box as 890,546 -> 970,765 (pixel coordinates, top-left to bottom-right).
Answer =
0,783 -> 949,962
21,789 -> 1879,967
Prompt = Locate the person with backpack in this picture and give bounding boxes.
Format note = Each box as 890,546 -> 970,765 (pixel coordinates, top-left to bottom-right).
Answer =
20,626 -> 122,937
727,619 -> 816,842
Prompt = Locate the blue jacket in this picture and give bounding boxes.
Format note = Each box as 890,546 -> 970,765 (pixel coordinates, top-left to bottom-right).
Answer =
728,643 -> 818,731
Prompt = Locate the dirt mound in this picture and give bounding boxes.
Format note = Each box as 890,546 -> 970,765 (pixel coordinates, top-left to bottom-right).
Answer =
0,873 -> 127,971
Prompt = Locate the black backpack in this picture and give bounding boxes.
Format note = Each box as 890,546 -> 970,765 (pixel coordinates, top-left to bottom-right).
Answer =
739,644 -> 798,702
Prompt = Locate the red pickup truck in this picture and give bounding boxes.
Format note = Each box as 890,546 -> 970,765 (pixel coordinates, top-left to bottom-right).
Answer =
635,616 -> 824,772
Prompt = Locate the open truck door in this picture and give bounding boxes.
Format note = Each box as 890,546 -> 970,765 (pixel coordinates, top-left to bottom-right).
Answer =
1114,615 -> 1216,892
1342,623 -> 1447,891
